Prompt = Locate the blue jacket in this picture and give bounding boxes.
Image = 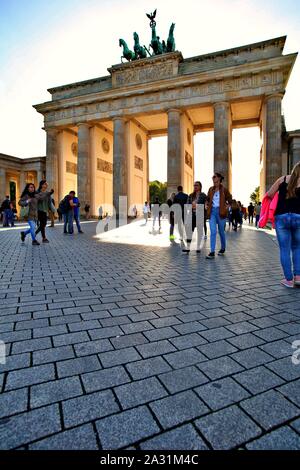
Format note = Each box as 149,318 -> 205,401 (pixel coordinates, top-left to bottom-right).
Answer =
73,197 -> 80,216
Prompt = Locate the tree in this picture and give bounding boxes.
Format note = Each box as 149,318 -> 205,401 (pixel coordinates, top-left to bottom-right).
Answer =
250,186 -> 260,204
149,180 -> 167,203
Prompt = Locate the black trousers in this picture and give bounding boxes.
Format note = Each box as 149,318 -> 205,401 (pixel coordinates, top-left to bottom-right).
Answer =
36,210 -> 47,239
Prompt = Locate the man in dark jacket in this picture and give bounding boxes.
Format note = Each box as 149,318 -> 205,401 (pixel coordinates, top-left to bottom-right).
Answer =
1,196 -> 11,227
173,186 -> 188,243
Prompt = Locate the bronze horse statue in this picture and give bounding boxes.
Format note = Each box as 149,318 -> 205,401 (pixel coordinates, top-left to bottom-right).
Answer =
133,32 -> 147,59
167,23 -> 176,52
150,23 -> 164,55
119,38 -> 135,62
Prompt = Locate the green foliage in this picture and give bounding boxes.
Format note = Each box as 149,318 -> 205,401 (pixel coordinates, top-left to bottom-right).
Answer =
149,180 -> 167,203
250,186 -> 260,204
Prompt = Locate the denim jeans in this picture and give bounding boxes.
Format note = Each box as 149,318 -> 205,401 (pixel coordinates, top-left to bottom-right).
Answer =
275,213 -> 300,281
24,220 -> 36,240
74,214 -> 82,232
209,207 -> 226,252
63,210 -> 74,234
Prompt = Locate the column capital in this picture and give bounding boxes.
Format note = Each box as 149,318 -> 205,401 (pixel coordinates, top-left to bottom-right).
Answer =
77,122 -> 92,129
167,108 -> 182,115
213,101 -> 230,109
264,92 -> 284,103
112,116 -> 128,124
45,128 -> 58,136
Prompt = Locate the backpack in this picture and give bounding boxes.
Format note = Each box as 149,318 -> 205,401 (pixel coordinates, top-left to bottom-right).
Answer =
58,196 -> 71,214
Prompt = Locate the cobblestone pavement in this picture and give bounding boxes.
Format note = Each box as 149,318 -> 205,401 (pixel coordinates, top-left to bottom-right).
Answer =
0,220 -> 300,450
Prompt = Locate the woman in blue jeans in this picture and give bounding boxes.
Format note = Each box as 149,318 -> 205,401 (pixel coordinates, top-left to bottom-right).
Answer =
268,161 -> 300,288
19,183 -> 51,246
205,173 -> 232,259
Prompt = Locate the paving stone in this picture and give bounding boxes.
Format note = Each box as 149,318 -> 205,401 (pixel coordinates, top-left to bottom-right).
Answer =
163,348 -> 207,369
234,366 -> 285,394
100,347 -> 141,368
110,332 -> 149,349
0,388 -> 28,418
74,339 -> 113,357
0,374 -> 3,392
115,377 -> 167,409
266,357 -> 300,381
57,355 -> 102,378
159,366 -> 208,393
0,404 -> 61,449
226,322 -> 259,335
197,356 -> 244,380
194,406 -> 261,449
126,357 -> 172,381
30,423 -> 99,450
15,318 -> 49,331
33,324 -> 68,338
150,390 -> 209,429
100,316 -> 131,327
143,326 -> 179,342
199,317 -> 231,329
136,340 -> 177,359
89,326 -> 123,340
31,376 -> 83,408
240,390 -> 300,430
68,320 -> 102,332
246,426 -> 300,450
32,346 -> 75,365
1,330 -> 31,344
230,347 -> 274,369
173,322 -> 207,335
96,406 -> 160,449
259,340 -> 293,359
277,379 -> 300,407
227,333 -> 266,350
291,418 -> 300,434
254,327 -> 289,342
195,377 -> 250,410
0,353 -> 30,373
170,333 -> 207,350
63,389 -> 119,428
53,331 -> 90,347
141,424 -> 208,450
175,312 -> 205,323
200,327 -> 235,342
198,340 -> 238,359
51,314 -> 82,325
6,364 -> 55,390
82,366 -> 131,393
120,321 -> 154,334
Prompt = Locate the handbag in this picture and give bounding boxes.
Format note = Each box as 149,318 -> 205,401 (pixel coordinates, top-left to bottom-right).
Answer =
20,205 -> 29,219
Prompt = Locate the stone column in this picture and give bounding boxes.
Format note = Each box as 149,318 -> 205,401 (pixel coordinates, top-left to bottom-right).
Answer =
77,123 -> 91,214
0,168 -> 6,202
167,109 -> 183,195
19,171 -> 25,201
113,117 -> 128,217
213,102 -> 232,192
46,129 -> 59,196
264,94 -> 283,190
289,135 -> 300,170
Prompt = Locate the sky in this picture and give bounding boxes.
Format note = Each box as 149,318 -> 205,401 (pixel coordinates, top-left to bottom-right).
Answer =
0,0 -> 299,203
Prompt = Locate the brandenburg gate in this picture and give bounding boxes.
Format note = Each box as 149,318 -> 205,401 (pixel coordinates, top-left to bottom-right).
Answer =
34,23 -> 297,216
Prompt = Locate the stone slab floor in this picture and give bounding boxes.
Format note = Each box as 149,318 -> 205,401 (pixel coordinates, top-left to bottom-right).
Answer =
0,220 -> 300,450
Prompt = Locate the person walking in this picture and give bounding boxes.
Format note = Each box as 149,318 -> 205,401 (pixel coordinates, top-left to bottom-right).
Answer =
142,201 -> 150,224
1,195 -> 11,227
173,185 -> 189,242
35,180 -> 55,243
231,200 -> 240,231
98,206 -> 103,220
254,202 -> 262,228
206,172 -> 232,259
84,203 -> 90,220
73,194 -> 84,233
133,205 -> 138,218
183,181 -> 206,253
248,202 -> 254,224
152,196 -> 161,231
268,161 -> 300,288
19,183 -> 51,245
167,192 -> 176,241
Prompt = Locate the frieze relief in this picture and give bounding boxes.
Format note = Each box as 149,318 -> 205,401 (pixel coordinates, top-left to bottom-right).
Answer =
44,69 -> 285,125
97,158 -> 113,174
114,62 -> 174,87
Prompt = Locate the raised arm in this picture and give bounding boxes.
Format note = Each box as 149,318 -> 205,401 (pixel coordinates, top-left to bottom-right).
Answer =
267,176 -> 288,199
